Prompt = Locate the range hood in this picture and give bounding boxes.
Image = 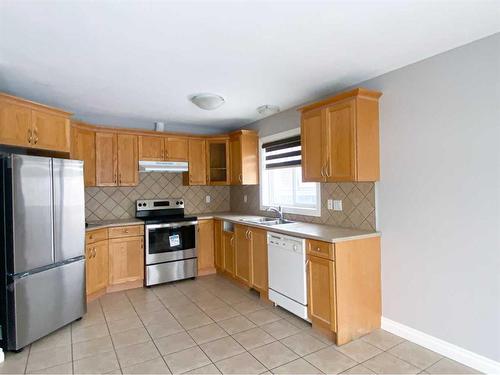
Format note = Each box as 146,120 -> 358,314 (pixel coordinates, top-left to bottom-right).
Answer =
139,160 -> 188,172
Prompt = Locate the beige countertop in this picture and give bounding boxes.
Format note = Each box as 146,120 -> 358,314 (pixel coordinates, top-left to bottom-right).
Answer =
194,212 -> 380,243
86,218 -> 144,231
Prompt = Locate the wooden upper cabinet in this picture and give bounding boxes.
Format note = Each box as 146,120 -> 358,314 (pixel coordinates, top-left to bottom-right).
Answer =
307,254 -> 336,330
197,219 -> 215,275
300,88 -> 381,182
301,108 -> 325,182
108,236 -> 144,285
250,227 -> 268,294
165,137 -> 188,161
234,225 -> 251,285
207,139 -> 230,185
71,126 -> 96,187
0,100 -> 32,147
138,136 -> 164,161
230,130 -> 258,185
117,134 -> 138,186
184,138 -> 206,185
95,132 -> 118,186
0,93 -> 71,152
31,111 -> 70,152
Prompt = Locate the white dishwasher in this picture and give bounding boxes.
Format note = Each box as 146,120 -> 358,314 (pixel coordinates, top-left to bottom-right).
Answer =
267,232 -> 310,321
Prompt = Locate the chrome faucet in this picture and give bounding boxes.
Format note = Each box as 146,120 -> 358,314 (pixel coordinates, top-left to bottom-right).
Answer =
267,206 -> 283,220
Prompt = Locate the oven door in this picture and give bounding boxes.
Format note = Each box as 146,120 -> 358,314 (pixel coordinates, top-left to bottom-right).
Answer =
145,221 -> 198,264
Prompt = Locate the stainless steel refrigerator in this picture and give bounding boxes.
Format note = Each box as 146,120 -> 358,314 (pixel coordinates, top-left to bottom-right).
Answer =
0,154 -> 86,351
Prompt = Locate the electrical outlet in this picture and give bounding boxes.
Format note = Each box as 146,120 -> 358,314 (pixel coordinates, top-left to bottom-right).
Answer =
205,195 -> 210,203
244,194 -> 248,203
327,199 -> 333,210
333,200 -> 343,211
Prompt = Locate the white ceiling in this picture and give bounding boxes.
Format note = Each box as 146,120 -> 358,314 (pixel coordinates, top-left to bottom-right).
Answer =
1,1 -> 499,133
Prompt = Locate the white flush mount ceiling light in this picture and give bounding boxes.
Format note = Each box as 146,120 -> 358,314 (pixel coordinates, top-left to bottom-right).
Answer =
257,105 -> 280,116
190,93 -> 225,110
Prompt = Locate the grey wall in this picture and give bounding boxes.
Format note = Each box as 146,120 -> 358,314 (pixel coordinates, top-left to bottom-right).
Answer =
245,34 -> 500,362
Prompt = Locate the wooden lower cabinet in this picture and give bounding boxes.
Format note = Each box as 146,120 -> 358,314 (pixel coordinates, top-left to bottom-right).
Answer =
85,225 -> 145,300
250,228 -> 268,295
86,240 -> 109,297
108,236 -> 144,286
307,254 -> 336,331
222,230 -> 235,276
214,220 -> 224,270
306,236 -> 381,345
197,219 -> 215,275
234,225 -> 251,284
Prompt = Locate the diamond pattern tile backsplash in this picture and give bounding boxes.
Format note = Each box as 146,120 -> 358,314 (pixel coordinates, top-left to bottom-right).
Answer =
85,173 -> 230,221
230,182 -> 376,231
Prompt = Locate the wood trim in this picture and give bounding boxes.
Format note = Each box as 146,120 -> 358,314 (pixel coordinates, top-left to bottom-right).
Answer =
106,279 -> 143,293
298,88 -> 382,112
0,93 -> 72,116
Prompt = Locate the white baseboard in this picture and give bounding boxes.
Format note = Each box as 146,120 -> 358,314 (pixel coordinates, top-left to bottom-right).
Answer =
381,317 -> 500,374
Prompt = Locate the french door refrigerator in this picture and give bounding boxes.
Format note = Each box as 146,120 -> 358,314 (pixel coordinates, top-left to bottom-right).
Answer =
0,154 -> 86,351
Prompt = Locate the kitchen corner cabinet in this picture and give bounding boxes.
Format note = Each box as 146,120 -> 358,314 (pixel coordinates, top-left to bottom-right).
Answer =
0,93 -> 71,153
300,88 -> 381,182
71,126 -> 96,186
230,130 -> 259,185
183,138 -> 206,185
306,236 -> 381,345
197,219 -> 216,276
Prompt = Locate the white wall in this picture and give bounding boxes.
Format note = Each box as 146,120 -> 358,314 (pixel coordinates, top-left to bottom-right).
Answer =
247,33 -> 500,362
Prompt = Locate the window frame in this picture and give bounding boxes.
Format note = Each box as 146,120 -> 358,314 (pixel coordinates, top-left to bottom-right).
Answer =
259,128 -> 321,217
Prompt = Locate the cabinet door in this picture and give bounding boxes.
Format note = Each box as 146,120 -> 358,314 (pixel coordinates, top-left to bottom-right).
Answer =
230,136 -> 242,184
307,255 -> 335,329
138,136 -> 165,161
117,134 -> 138,186
325,100 -> 356,181
186,138 -> 206,185
0,101 -> 32,148
31,110 -> 70,152
108,237 -> 144,285
86,240 -> 108,296
95,132 -> 118,186
166,137 -> 188,161
240,133 -> 259,185
197,219 -> 215,274
71,127 -> 96,186
234,225 -> 251,285
301,108 -> 325,182
207,140 -> 229,185
214,220 -> 224,270
223,232 -> 235,276
250,228 -> 267,294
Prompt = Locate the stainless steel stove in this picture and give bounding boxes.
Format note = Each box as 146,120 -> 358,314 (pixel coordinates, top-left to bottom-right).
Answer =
136,198 -> 198,286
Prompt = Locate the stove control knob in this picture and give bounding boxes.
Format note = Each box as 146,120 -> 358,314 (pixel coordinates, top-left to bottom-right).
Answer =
176,201 -> 179,205
179,201 -> 184,205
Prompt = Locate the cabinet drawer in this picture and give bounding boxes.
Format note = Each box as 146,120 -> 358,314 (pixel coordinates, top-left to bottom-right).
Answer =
86,228 -> 108,244
108,225 -> 144,238
307,239 -> 335,260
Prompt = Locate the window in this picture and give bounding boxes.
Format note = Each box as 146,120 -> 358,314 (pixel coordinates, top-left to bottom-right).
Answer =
260,129 -> 321,216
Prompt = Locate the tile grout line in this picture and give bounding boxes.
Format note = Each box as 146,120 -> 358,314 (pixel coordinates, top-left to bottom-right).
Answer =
23,343 -> 32,374
100,297 -> 124,374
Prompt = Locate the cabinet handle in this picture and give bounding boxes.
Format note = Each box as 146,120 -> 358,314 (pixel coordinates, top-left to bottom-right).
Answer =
165,149 -> 169,159
119,173 -> 122,185
248,230 -> 252,240
27,129 -> 32,144
230,236 -> 234,246
33,127 -> 38,144
238,174 -> 242,183
326,158 -> 331,177
320,165 -> 325,177
315,247 -> 321,252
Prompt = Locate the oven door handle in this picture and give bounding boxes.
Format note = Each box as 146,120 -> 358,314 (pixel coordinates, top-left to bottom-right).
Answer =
146,221 -> 198,230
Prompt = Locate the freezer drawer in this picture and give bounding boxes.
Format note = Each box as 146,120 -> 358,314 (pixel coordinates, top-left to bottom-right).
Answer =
7,259 -> 86,350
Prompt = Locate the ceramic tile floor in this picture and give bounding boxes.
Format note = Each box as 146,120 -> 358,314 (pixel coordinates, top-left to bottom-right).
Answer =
0,274 -> 481,374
